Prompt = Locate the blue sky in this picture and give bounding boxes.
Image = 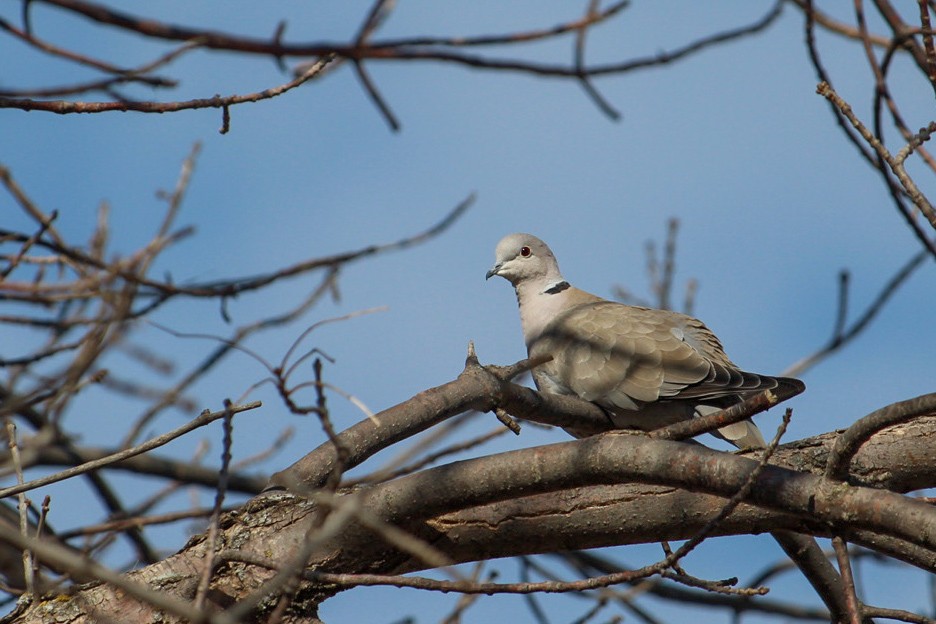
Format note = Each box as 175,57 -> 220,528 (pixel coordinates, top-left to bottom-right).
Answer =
2,2 -> 934,622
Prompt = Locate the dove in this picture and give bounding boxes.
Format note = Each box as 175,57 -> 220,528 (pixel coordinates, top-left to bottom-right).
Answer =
486,233 -> 802,449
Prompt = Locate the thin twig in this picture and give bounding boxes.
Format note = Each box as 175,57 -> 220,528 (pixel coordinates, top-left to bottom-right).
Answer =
832,537 -> 863,624
195,401 -> 235,610
0,209 -> 57,280
783,249 -> 929,378
919,0 -> 936,87
0,401 -> 261,499
652,382 -> 803,443
825,392 -> 936,480
0,53 -> 336,115
816,82 -> 936,242
352,59 -> 400,131
5,420 -> 34,595
574,0 -> 621,120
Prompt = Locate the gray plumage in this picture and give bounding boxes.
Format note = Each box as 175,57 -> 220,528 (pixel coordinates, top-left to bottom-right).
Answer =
487,233 -> 799,449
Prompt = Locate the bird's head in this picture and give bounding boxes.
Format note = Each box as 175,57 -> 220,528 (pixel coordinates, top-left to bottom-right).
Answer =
486,233 -> 562,287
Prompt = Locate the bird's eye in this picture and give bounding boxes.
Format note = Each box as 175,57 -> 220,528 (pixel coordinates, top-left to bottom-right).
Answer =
520,246 -> 532,257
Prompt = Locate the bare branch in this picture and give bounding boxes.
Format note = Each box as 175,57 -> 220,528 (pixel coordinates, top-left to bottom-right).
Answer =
826,392 -> 936,480
783,249 -> 929,378
832,537 -> 863,624
0,401 -> 261,499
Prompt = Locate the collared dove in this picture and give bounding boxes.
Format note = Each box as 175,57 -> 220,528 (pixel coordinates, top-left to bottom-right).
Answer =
486,233 -> 802,449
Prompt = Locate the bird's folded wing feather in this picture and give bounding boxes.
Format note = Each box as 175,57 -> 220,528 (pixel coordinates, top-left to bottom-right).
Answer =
530,302 -> 774,410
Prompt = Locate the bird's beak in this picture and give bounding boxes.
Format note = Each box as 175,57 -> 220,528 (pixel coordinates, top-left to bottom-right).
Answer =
485,263 -> 501,280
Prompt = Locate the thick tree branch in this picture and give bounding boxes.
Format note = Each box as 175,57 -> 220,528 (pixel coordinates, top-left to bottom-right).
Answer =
8,359 -> 933,623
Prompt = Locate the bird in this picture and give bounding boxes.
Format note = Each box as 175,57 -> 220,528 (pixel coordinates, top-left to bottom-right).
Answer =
486,232 -> 802,449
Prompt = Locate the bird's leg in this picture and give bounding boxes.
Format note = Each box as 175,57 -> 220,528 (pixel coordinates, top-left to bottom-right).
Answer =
595,404 -> 617,429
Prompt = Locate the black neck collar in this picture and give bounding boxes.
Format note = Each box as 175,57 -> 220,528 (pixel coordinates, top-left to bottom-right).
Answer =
543,281 -> 570,295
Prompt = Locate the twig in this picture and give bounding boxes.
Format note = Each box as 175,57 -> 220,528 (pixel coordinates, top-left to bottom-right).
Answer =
0,401 -> 261,499
782,249 -> 929,378
0,165 -> 66,247
569,598 -> 613,624
124,268 -> 342,446
861,605 -> 936,624
5,420 -> 34,595
352,60 -> 400,131
343,412 -> 482,486
802,0 -> 879,169
816,81 -> 936,238
616,219 -> 693,312
649,409 -> 793,573
280,307 -> 388,394
57,506 -> 227,539
494,408 -> 522,435
658,218 -> 678,311
0,526 -> 216,623
1,1 -> 783,120
651,381 -> 804,443
789,0 -> 894,48
872,28 -> 936,174
440,563 -> 490,624
225,488 -> 469,623
766,531 -> 851,621
306,413 -> 789,598
0,15 -> 179,83
0,193 -> 472,323
0,53 -> 336,115
919,0 -> 936,87
574,0 -> 621,120
519,558 -> 552,624
482,349 -> 553,383
832,537 -> 863,624
351,0 -> 400,130
562,550 -> 829,621
312,357 -> 347,492
6,443 -> 267,493
216,493 -> 363,624
195,401 -> 235,610
354,0 -> 396,43
825,392 -> 936,480
0,209 -> 57,280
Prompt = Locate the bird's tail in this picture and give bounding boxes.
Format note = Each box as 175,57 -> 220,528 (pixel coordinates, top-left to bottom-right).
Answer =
704,375 -> 805,450
773,376 -> 806,399
714,418 -> 767,450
